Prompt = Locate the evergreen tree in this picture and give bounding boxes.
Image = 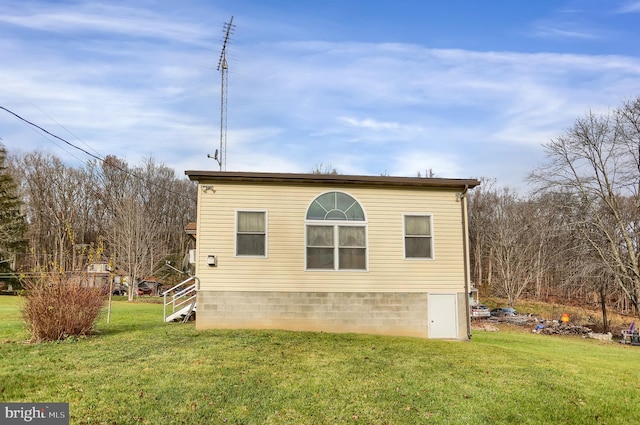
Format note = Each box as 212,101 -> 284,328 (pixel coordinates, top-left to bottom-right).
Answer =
0,144 -> 27,287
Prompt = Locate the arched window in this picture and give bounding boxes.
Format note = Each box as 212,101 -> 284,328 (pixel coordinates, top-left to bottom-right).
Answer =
305,192 -> 367,270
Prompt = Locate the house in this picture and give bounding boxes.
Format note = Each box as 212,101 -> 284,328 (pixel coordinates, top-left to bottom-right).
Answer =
185,171 -> 479,340
85,262 -> 111,288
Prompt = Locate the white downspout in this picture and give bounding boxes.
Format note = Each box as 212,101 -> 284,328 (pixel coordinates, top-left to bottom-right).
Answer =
460,185 -> 472,340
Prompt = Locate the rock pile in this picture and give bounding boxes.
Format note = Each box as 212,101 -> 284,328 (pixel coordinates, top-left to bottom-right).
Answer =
475,314 -> 621,342
536,322 -> 593,336
485,315 -> 599,337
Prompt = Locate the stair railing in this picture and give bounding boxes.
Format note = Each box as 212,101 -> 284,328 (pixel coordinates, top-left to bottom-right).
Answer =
162,276 -> 199,322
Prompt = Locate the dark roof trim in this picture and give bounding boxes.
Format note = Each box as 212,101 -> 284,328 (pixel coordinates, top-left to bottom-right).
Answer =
185,171 -> 480,189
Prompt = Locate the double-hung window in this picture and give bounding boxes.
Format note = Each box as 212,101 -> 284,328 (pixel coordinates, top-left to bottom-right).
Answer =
404,214 -> 433,259
306,192 -> 367,270
236,210 -> 267,257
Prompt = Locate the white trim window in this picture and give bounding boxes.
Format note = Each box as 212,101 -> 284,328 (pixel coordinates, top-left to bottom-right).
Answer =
404,214 -> 433,259
236,210 -> 267,257
305,191 -> 367,270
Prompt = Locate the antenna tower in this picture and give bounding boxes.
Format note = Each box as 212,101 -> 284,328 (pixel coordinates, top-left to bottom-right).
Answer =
213,16 -> 234,171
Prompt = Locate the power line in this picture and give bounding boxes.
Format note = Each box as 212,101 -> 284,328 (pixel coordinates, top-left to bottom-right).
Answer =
1,105 -> 105,162
26,100 -> 104,159
0,105 -> 196,202
11,109 -> 88,164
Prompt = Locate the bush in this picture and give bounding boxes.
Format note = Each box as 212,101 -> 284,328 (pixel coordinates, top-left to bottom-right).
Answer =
21,273 -> 108,342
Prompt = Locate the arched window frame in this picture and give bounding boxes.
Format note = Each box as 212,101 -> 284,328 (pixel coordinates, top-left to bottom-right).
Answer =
305,191 -> 368,271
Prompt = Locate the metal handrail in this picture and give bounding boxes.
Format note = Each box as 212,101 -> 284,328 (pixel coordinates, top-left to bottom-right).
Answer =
174,284 -> 196,299
163,276 -> 199,322
161,276 -> 197,296
171,286 -> 196,311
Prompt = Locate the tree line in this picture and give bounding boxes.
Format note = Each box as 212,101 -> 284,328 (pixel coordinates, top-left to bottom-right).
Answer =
1,96 -> 639,324
0,149 -> 197,301
469,97 -> 640,329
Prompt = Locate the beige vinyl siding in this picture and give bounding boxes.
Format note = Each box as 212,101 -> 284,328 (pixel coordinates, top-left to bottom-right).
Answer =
195,182 -> 466,293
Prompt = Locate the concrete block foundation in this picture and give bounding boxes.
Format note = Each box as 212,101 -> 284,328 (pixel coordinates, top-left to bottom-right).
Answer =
196,291 -> 469,339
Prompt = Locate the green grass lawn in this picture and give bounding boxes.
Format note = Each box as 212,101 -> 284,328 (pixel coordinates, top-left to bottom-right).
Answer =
1,295 -> 639,424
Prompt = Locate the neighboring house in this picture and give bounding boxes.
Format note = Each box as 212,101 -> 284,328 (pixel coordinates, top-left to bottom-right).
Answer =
85,262 -> 110,288
185,221 -> 197,239
185,171 -> 479,340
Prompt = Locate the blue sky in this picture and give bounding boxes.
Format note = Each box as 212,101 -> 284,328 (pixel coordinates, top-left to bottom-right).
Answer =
1,0 -> 640,189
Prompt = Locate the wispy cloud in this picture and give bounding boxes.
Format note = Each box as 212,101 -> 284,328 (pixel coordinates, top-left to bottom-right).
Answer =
527,4 -> 605,42
532,26 -> 599,40
6,33 -> 639,184
0,2 -> 212,45
616,1 -> 640,13
2,1 -> 640,190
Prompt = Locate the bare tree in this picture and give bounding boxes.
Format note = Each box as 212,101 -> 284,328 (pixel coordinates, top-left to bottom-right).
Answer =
15,152 -> 96,270
417,169 -> 436,178
568,244 -> 615,332
468,178 -> 497,294
311,163 -> 339,175
530,97 -> 640,317
481,188 -> 554,306
100,156 -> 196,300
9,148 -> 195,297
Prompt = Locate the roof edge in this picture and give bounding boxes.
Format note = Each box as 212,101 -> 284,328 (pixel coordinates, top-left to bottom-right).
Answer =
185,171 -> 480,189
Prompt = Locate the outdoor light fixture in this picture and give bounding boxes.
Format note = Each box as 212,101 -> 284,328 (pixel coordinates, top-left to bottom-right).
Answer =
207,255 -> 217,267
